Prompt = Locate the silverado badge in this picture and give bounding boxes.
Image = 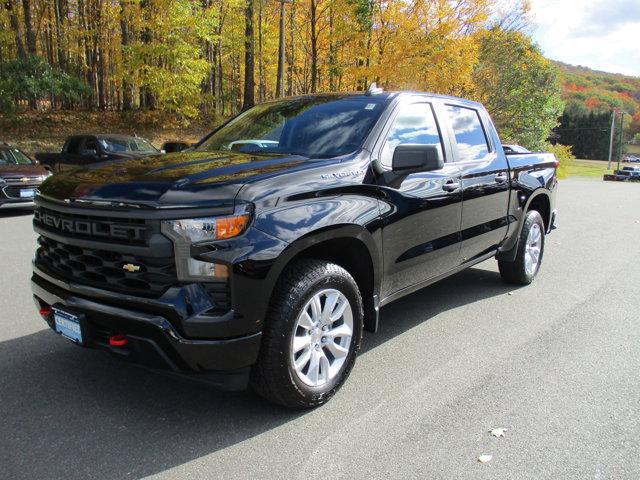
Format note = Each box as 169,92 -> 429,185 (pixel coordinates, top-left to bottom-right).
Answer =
122,263 -> 141,273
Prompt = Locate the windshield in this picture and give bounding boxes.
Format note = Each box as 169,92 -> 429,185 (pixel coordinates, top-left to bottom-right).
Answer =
0,148 -> 34,165
99,137 -> 158,154
196,95 -> 387,158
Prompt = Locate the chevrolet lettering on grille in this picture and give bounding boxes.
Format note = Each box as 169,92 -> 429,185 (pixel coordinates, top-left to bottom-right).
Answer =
34,210 -> 147,242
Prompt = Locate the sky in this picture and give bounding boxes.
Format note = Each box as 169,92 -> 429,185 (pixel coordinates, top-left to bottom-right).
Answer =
530,0 -> 640,77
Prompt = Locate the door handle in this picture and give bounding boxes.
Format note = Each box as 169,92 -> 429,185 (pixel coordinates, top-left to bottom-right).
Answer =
495,172 -> 508,183
442,179 -> 460,192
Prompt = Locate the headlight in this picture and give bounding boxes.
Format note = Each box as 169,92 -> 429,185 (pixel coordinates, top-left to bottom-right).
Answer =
161,207 -> 251,281
162,213 -> 250,244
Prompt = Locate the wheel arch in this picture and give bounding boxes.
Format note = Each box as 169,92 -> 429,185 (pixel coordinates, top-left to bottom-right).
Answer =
526,190 -> 551,232
497,187 -> 552,262
265,224 -> 382,333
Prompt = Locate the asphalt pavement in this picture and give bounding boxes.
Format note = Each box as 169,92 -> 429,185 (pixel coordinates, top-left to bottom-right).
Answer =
1,178 -> 639,479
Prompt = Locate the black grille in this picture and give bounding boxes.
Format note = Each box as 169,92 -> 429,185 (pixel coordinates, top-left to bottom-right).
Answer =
3,184 -> 39,199
37,235 -> 177,297
36,235 -> 231,307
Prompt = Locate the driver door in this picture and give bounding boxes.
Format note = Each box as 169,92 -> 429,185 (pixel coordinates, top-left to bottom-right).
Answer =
375,100 -> 463,298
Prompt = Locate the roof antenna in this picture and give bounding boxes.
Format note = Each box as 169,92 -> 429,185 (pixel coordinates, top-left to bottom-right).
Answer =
365,82 -> 384,96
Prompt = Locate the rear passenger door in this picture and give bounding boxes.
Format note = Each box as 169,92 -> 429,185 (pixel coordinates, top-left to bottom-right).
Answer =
375,100 -> 463,297
443,103 -> 510,263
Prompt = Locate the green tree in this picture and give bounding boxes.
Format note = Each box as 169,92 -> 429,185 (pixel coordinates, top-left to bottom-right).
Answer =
473,28 -> 564,151
0,55 -> 89,113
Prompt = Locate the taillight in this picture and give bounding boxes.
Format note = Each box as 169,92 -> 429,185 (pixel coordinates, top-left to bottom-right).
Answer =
39,306 -> 52,317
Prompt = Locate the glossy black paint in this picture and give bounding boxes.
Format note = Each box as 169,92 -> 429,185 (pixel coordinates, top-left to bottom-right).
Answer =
31,92 -> 557,384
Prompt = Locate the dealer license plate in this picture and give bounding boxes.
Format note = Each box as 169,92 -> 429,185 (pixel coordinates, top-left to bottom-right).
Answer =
53,307 -> 84,343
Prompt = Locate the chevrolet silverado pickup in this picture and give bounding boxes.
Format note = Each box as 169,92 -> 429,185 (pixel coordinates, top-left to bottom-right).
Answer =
31,89 -> 558,409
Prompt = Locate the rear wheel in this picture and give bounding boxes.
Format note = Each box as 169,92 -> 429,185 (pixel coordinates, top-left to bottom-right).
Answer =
498,210 -> 545,285
251,259 -> 363,409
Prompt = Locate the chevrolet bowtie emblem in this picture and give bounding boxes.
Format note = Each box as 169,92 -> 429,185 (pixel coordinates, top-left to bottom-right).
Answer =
20,177 -> 29,182
122,263 -> 141,273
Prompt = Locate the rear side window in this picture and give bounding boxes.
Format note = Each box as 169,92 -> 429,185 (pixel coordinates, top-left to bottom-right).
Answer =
84,138 -> 99,151
66,137 -> 83,154
446,105 -> 490,162
380,102 -> 444,168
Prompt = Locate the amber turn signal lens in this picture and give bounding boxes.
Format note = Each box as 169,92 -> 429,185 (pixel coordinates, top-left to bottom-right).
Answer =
216,214 -> 250,240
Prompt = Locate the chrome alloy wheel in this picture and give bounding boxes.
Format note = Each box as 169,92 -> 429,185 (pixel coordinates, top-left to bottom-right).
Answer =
524,223 -> 542,276
291,289 -> 354,387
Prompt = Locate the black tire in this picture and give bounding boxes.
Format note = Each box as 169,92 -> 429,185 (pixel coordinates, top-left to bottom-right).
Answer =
250,259 -> 363,409
498,210 -> 545,285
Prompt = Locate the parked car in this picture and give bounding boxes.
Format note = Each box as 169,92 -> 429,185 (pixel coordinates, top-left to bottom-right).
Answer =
620,166 -> 640,178
0,142 -> 51,208
503,144 -> 531,154
36,134 -> 160,173
161,141 -> 192,153
623,155 -> 640,163
31,89 -> 558,409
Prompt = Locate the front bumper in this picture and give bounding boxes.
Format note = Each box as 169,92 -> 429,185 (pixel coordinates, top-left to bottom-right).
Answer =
32,266 -> 262,390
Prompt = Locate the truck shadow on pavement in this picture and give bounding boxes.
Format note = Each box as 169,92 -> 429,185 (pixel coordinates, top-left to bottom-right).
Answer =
0,206 -> 34,218
362,266 -> 522,353
0,265 -> 521,480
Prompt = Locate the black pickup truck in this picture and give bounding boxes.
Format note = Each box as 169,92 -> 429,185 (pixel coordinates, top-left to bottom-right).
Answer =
31,90 -> 557,409
35,134 -> 160,173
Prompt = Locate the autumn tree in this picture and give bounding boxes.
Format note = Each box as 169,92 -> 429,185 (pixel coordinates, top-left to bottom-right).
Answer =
0,0 -> 576,153
473,28 -> 564,150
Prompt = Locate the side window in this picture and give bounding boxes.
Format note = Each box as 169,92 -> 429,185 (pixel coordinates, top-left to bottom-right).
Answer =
83,138 -> 98,152
446,105 -> 490,162
66,137 -> 83,154
380,102 -> 444,168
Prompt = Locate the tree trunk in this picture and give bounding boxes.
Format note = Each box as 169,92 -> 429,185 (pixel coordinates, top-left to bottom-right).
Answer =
329,0 -> 336,91
22,0 -> 37,54
276,0 -> 286,98
242,0 -> 255,111
53,0 -> 68,71
4,1 -> 26,59
217,36 -> 224,115
310,0 -> 318,93
258,0 -> 265,102
287,0 -> 295,96
119,0 -> 133,110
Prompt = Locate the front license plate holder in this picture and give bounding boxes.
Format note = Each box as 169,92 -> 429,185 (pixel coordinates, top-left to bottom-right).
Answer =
20,188 -> 36,198
53,307 -> 85,345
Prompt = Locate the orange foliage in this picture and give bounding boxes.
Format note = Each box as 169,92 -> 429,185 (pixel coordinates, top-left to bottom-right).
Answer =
585,97 -> 601,109
565,82 -> 586,92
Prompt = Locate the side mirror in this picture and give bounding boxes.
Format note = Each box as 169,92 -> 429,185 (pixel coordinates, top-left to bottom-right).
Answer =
81,149 -> 97,156
392,144 -> 443,173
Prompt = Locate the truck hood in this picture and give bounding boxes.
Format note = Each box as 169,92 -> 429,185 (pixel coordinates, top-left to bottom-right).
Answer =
37,150 -> 310,209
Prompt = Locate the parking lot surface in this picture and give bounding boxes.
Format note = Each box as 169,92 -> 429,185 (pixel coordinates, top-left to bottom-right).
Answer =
1,178 -> 639,479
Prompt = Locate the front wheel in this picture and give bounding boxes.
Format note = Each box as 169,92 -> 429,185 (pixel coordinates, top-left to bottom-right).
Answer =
251,259 -> 363,409
498,210 -> 545,285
